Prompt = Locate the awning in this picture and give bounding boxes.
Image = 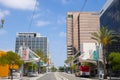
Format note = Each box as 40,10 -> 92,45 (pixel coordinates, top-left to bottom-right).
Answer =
24,58 -> 40,63
79,54 -> 97,65
79,57 -> 97,64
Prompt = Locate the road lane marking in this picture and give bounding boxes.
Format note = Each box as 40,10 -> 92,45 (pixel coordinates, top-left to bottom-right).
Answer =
54,72 -> 62,80
54,72 -> 68,80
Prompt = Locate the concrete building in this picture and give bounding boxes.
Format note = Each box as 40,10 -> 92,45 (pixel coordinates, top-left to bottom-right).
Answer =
100,0 -> 120,55
15,32 -> 48,57
66,12 -> 100,65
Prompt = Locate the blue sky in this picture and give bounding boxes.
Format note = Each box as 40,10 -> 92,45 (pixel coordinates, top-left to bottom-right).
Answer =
0,0 -> 106,67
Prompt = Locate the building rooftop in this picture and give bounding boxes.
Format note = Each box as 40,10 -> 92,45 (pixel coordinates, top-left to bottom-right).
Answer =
16,32 -> 46,37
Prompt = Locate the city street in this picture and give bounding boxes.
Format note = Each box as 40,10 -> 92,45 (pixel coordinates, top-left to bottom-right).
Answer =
37,72 -> 93,80
1,0 -> 120,80
37,72 -> 56,80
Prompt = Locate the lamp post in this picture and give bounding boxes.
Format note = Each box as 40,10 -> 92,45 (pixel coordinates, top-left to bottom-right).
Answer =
11,61 -> 15,80
0,19 -> 5,28
96,43 -> 100,80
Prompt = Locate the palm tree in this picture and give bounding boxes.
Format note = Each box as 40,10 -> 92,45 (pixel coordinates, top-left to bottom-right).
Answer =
65,56 -> 74,64
91,26 -> 115,79
65,56 -> 74,73
35,50 -> 49,73
43,57 -> 49,64
35,50 -> 44,73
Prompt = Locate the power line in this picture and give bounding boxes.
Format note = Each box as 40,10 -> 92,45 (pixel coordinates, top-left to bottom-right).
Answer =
73,0 -> 88,26
80,0 -> 87,11
28,0 -> 38,32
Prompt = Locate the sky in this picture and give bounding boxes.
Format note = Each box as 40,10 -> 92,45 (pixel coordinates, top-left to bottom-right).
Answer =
0,0 -> 106,67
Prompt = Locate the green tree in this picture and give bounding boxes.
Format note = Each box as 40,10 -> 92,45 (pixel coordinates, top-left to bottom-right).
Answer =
43,57 -> 49,64
0,51 -> 24,77
64,56 -> 74,64
0,51 -> 24,67
70,64 -> 77,73
35,50 -> 44,73
59,66 -> 64,72
35,50 -> 49,64
64,56 -> 74,73
51,66 -> 57,72
108,52 -> 120,71
6,51 -> 24,67
35,50 -> 49,73
35,50 -> 44,61
91,26 -> 115,78
27,62 -> 38,72
0,51 -> 8,65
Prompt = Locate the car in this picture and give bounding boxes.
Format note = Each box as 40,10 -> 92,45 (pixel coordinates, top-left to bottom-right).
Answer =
27,71 -> 38,77
8,71 -> 21,79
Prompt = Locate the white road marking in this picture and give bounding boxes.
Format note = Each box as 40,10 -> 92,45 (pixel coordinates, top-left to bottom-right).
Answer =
54,72 -> 62,80
54,72 -> 68,80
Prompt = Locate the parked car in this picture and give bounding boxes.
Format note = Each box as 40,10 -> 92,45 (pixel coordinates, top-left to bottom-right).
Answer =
27,71 -> 38,77
8,71 -> 21,79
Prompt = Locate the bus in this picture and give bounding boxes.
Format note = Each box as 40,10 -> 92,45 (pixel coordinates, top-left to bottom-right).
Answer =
75,66 -> 90,77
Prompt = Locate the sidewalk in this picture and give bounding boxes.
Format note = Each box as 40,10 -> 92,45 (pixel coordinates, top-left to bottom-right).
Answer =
0,73 -> 46,80
21,73 -> 46,80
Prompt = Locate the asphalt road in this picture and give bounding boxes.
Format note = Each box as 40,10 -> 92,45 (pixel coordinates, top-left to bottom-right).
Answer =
37,72 -> 91,80
37,72 -> 56,80
60,72 -> 90,80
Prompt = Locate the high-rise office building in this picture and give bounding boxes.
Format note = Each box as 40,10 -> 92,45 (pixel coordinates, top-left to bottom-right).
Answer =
100,0 -> 120,54
67,12 -> 100,55
66,12 -> 100,64
15,32 -> 48,57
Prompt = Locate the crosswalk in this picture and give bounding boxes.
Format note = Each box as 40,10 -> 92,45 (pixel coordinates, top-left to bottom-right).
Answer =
54,72 -> 68,80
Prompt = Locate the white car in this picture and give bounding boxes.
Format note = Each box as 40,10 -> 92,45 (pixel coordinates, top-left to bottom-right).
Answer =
27,71 -> 38,77
8,72 -> 21,79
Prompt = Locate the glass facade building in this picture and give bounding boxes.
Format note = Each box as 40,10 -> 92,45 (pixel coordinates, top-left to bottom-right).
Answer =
15,32 -> 48,56
100,0 -> 120,54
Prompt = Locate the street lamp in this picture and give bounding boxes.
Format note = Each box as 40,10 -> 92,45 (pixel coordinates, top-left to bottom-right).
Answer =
11,61 -> 15,80
0,19 -> 5,28
96,43 -> 100,80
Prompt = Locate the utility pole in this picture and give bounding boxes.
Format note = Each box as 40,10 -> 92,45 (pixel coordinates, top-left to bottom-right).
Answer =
96,43 -> 100,80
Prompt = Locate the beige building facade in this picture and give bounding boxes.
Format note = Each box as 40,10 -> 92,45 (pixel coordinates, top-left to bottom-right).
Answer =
66,12 -> 100,64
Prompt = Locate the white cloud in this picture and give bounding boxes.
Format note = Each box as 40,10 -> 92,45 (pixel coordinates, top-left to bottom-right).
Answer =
59,32 -> 66,37
0,10 -> 10,18
36,20 -> 50,27
0,0 -> 39,10
0,29 -> 7,35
